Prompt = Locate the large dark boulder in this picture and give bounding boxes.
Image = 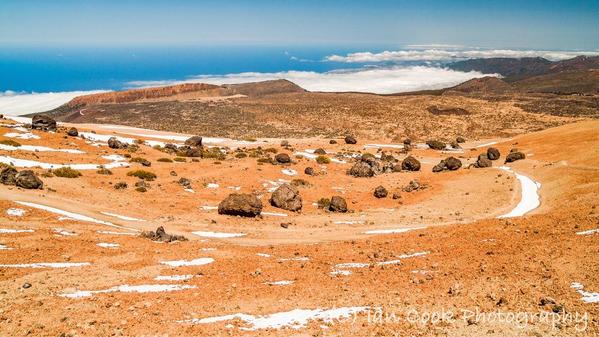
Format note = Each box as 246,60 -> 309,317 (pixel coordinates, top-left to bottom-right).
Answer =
432,162 -> 446,172
275,153 -> 291,164
487,147 -> 501,160
15,170 -> 43,189
344,135 -> 357,144
218,193 -> 263,217
456,136 -> 466,143
476,153 -> 493,168
426,140 -> 446,150
373,185 -> 388,198
505,151 -> 526,163
67,127 -> 78,137
0,167 -> 18,185
401,156 -> 421,171
184,136 -> 203,147
444,157 -> 462,170
270,184 -> 302,212
304,167 -> 315,176
31,114 -> 57,132
140,226 -> 187,242
107,137 -> 126,149
329,196 -> 348,212
348,161 -> 375,177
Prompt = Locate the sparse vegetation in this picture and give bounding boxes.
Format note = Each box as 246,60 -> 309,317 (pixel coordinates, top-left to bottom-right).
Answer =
316,155 -> 331,164
127,170 -> 157,181
173,157 -> 186,162
317,198 -> 331,209
235,153 -> 247,159
157,157 -> 173,163
291,178 -> 310,187
114,182 -> 128,190
97,167 -> 113,175
52,167 -> 82,178
130,157 -> 151,166
264,147 -> 278,154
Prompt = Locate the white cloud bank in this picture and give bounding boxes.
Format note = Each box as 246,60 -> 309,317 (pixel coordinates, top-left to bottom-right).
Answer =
128,66 -> 494,95
0,90 -> 106,116
326,49 -> 599,63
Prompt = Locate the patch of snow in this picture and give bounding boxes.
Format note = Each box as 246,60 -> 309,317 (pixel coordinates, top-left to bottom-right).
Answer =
14,201 -> 138,231
0,143 -> 85,154
0,228 -> 34,234
201,247 -> 217,252
576,228 -> 599,236
160,257 -> 215,267
184,188 -> 195,193
179,306 -> 369,330
0,262 -> 90,268
265,280 -> 294,286
97,230 -> 136,236
206,183 -> 219,189
228,186 -> 241,191
200,205 -> 218,210
0,154 -> 129,170
333,220 -> 365,225
97,242 -> 119,248
293,151 -> 346,164
571,282 -> 599,303
497,166 -> 541,218
61,284 -> 196,298
261,212 -> 288,217
4,132 -> 40,140
192,231 -> 246,238
0,244 -> 12,250
256,253 -> 271,258
335,262 -> 370,269
279,257 -> 309,262
100,211 -> 146,222
364,226 -> 427,235
476,141 -> 498,148
53,228 -> 77,236
281,169 -> 297,176
6,208 -> 25,217
363,144 -> 404,149
330,270 -> 352,276
154,274 -> 194,281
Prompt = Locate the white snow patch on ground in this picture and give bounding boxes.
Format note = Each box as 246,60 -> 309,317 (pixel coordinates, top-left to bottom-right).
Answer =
192,231 -> 246,238
201,248 -> 217,251
97,242 -> 120,249
4,132 -> 40,140
497,166 -> 541,218
363,144 -> 404,149
0,154 -> 129,170
256,253 -> 271,258
97,230 -> 136,236
206,183 -> 219,189
160,257 -> 215,267
199,205 -> 218,211
279,257 -> 309,262
364,226 -> 427,235
333,220 -> 365,225
476,141 -> 498,148
330,270 -> 352,276
154,274 -> 194,281
0,244 -> 12,250
376,251 -> 429,265
179,306 -> 368,330
261,212 -> 288,217
14,201 -> 138,231
0,262 -> 90,268
576,228 -> 599,236
100,211 -> 146,222
265,280 -> 294,286
332,251 -> 429,275
0,144 -> 85,154
335,262 -> 370,269
0,228 -> 34,234
53,228 -> 77,236
61,284 -> 196,298
281,169 -> 297,176
184,188 -> 195,193
6,208 -> 25,217
571,282 -> 599,303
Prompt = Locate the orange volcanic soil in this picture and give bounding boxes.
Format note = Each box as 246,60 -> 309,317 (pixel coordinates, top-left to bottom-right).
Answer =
0,118 -> 598,336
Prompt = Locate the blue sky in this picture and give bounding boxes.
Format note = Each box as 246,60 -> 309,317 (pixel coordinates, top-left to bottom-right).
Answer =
1,0 -> 598,49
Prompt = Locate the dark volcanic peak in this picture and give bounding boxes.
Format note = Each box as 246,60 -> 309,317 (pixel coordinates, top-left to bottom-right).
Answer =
221,79 -> 306,97
448,57 -> 553,82
444,76 -> 513,95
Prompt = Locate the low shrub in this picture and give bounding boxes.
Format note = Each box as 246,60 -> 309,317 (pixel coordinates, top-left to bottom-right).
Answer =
316,155 -> 331,164
114,182 -> 128,190
97,167 -> 113,175
53,167 -> 82,178
173,157 -> 186,162
127,170 -> 157,181
157,158 -> 173,163
0,139 -> 21,147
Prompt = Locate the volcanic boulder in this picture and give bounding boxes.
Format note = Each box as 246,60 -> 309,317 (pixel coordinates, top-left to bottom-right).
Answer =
275,153 -> 291,164
344,135 -> 357,144
329,196 -> 348,212
349,161 -> 375,177
218,193 -> 263,217
67,127 -> 78,137
475,153 -> 493,168
401,156 -> 421,171
141,226 -> 187,242
270,184 -> 302,212
445,157 -> 462,170
107,137 -> 127,149
426,140 -> 446,150
31,114 -> 57,132
313,148 -> 327,155
304,167 -> 315,176
15,170 -> 43,189
487,147 -> 501,160
373,185 -> 388,198
456,136 -> 466,143
505,151 -> 526,163
184,136 -> 203,147
0,167 -> 18,185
